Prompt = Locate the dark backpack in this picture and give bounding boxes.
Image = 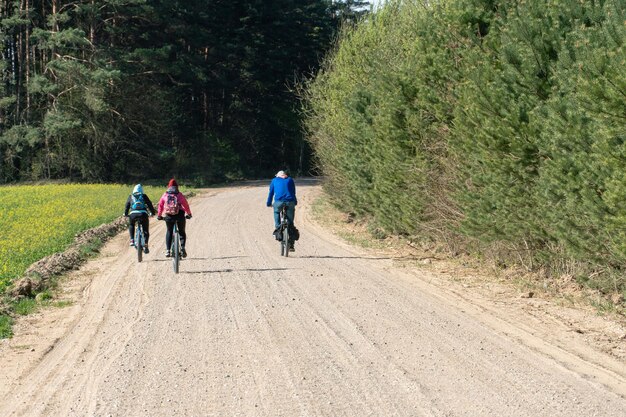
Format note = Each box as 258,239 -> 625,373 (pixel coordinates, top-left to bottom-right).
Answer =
289,225 -> 300,241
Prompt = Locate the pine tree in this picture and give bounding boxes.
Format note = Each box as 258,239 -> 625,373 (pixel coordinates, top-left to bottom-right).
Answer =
537,0 -> 626,266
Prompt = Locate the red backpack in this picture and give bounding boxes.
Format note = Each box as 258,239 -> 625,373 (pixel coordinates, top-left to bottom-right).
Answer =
164,193 -> 180,216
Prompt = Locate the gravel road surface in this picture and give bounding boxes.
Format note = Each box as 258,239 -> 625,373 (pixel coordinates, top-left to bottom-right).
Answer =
1,181 -> 625,416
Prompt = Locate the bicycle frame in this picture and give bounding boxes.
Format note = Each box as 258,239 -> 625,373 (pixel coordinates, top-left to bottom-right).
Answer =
158,215 -> 187,273
134,220 -> 145,262
279,204 -> 290,257
171,222 -> 181,273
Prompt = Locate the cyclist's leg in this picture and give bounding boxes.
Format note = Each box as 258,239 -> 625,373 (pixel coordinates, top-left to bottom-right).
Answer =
273,201 -> 283,229
177,215 -> 187,257
178,216 -> 187,247
165,218 -> 175,251
140,214 -> 150,245
129,213 -> 142,245
128,215 -> 135,240
286,201 -> 296,227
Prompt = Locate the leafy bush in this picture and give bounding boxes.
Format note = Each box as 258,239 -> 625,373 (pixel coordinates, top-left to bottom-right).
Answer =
304,0 -> 626,294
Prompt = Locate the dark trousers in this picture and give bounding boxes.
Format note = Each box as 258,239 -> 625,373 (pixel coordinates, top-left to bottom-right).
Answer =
129,213 -> 150,244
165,212 -> 187,250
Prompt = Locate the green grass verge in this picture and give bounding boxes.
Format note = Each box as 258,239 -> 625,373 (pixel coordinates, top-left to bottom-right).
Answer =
52,300 -> 73,308
0,315 -> 13,338
311,195 -> 388,250
13,298 -> 37,316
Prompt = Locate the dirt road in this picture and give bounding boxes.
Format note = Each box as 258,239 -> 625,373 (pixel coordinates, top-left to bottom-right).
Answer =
1,181 -> 625,416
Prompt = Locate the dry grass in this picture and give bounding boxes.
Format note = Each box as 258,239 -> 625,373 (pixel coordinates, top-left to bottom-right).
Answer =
311,193 -> 626,319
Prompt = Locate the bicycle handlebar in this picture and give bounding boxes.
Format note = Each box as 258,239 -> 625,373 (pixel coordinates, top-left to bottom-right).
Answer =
156,215 -> 191,220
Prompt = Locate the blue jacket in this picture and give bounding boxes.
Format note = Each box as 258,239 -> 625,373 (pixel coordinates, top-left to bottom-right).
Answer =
267,177 -> 297,206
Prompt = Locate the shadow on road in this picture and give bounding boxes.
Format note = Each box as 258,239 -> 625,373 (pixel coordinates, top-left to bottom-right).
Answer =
299,255 -> 392,260
184,267 -> 290,274
148,258 -> 210,262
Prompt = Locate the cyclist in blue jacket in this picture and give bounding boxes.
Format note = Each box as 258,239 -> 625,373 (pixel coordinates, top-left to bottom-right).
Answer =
266,170 -> 298,250
124,184 -> 156,253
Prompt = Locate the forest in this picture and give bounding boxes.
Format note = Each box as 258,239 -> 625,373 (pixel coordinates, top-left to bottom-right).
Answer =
0,0 -> 367,183
304,0 -> 626,295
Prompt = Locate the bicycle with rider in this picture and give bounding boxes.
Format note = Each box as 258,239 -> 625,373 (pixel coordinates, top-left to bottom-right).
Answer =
266,170 -> 297,251
124,184 -> 156,253
157,179 -> 192,258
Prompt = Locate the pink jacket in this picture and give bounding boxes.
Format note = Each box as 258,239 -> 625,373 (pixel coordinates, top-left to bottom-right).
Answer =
157,190 -> 192,217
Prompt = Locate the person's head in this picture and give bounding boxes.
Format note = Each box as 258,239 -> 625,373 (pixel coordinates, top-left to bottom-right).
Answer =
167,178 -> 178,193
132,184 -> 143,195
275,170 -> 288,179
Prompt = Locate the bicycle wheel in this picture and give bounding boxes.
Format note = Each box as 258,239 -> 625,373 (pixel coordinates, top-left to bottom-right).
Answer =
282,226 -> 290,257
135,224 -> 143,262
172,226 -> 180,273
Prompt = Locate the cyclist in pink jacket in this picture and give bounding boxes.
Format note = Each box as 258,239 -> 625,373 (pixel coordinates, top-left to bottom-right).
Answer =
157,179 -> 192,258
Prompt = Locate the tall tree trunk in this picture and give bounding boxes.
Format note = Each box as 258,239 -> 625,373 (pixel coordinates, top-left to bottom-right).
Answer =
203,47 -> 209,129
90,0 -> 95,44
16,0 -> 24,122
40,0 -> 46,73
25,0 -> 30,120
203,91 -> 208,130
0,0 -> 6,126
52,0 -> 58,31
52,0 -> 59,62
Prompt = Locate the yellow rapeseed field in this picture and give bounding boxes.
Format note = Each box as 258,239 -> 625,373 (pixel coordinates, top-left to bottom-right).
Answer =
0,183 -> 160,294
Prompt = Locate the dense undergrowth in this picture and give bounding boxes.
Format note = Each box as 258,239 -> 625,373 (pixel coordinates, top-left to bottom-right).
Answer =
303,0 -> 626,301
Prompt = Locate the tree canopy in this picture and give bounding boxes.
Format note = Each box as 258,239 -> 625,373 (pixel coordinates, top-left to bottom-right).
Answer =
0,0 -> 369,183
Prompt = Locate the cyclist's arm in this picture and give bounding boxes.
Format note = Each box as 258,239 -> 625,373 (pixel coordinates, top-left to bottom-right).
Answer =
144,194 -> 156,215
124,195 -> 131,216
266,181 -> 275,206
288,179 -> 297,205
179,194 -> 192,216
156,194 -> 165,217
